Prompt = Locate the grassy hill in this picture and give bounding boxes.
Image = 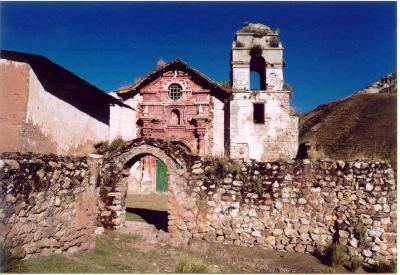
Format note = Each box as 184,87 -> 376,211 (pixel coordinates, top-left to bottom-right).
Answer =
299,93 -> 396,166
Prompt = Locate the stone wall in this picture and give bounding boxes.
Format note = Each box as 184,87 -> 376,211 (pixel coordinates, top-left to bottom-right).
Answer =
0,153 -> 99,259
184,158 -> 396,266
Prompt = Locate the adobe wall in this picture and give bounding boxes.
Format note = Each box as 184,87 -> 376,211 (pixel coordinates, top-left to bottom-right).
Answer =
0,153 -> 100,259
0,60 -> 31,152
229,91 -> 298,161
184,158 -> 396,266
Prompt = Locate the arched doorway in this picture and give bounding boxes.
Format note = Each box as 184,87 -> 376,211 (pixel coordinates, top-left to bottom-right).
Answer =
125,153 -> 169,231
103,140 -> 202,239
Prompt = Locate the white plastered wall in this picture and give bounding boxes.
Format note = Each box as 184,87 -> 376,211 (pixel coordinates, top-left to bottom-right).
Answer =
26,67 -> 109,154
211,96 -> 225,157
109,94 -> 140,141
229,91 -> 298,161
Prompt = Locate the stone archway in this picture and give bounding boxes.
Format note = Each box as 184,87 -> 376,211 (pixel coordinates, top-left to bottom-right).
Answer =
99,138 -> 203,239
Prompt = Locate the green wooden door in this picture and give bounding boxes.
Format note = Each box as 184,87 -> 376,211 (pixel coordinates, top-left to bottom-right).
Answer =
156,160 -> 168,192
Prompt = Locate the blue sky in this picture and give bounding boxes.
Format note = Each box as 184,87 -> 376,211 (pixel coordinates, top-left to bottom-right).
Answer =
1,1 -> 396,112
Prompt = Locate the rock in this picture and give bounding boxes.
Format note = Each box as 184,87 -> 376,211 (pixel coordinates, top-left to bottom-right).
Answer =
229,208 -> 239,218
366,183 -> 374,191
284,227 -> 292,237
294,244 -> 306,252
338,230 -> 350,238
231,202 -> 240,209
273,229 -> 283,236
6,194 -> 16,203
251,230 -> 262,237
192,168 -> 204,175
362,249 -> 372,257
248,209 -> 257,217
207,201 -> 216,207
349,238 -> 358,248
36,169 -> 45,179
300,233 -> 309,241
371,245 -> 380,252
4,159 -> 20,170
275,201 -> 283,210
192,162 -> 202,169
284,174 -> 293,181
300,218 -> 310,225
354,162 -> 361,169
266,236 -> 276,246
232,181 -> 243,187
11,246 -> 26,259
303,159 -> 310,165
337,160 -> 345,169
373,204 -> 382,211
224,178 -> 232,184
298,198 -> 307,205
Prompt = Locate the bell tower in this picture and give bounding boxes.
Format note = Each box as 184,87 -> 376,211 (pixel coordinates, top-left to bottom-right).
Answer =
228,22 -> 299,161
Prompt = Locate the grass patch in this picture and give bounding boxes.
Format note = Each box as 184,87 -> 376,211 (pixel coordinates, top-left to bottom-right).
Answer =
371,260 -> 397,273
325,242 -> 349,267
349,257 -> 363,272
355,224 -> 367,245
0,246 -> 26,273
175,256 -> 209,273
125,211 -> 146,222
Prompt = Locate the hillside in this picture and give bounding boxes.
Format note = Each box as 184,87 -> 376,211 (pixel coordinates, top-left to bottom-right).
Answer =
300,73 -> 397,166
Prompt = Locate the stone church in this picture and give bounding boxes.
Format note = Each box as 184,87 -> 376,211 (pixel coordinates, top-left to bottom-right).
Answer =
0,23 -> 298,193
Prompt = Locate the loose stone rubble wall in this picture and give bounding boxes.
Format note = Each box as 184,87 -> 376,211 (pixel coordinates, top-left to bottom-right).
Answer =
186,158 -> 397,265
0,153 -> 99,259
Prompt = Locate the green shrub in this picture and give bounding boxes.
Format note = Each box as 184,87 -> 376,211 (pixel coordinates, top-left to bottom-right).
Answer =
174,256 -> 208,273
94,141 -> 109,154
355,224 -> 367,244
350,257 -> 363,271
0,246 -> 25,272
248,175 -> 263,193
108,137 -> 124,153
99,185 -> 108,198
325,242 -> 349,267
372,260 -> 397,273
269,36 -> 279,48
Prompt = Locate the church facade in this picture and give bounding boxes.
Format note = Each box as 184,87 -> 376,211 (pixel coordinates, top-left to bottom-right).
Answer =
110,23 -> 298,162
109,23 -> 299,193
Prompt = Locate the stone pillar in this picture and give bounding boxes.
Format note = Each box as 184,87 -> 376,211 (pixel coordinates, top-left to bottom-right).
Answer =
140,117 -> 153,137
193,115 -> 208,155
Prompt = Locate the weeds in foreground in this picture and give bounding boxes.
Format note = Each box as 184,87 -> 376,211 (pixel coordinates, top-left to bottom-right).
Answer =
325,242 -> 349,267
349,257 -> 363,271
371,260 -> 397,273
174,256 -> 209,273
0,246 -> 25,273
354,224 -> 367,245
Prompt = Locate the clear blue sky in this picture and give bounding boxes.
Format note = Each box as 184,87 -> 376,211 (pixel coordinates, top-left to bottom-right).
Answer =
1,1 -> 396,112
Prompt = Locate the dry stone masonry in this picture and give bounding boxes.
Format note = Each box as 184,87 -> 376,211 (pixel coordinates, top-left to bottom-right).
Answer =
0,153 -> 99,259
183,158 -> 397,266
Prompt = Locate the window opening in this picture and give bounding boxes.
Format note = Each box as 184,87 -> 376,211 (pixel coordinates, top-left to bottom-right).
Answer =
253,103 -> 265,124
168,84 -> 182,100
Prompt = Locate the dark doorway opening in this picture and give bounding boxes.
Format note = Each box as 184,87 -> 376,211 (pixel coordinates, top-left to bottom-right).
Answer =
126,207 -> 168,231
